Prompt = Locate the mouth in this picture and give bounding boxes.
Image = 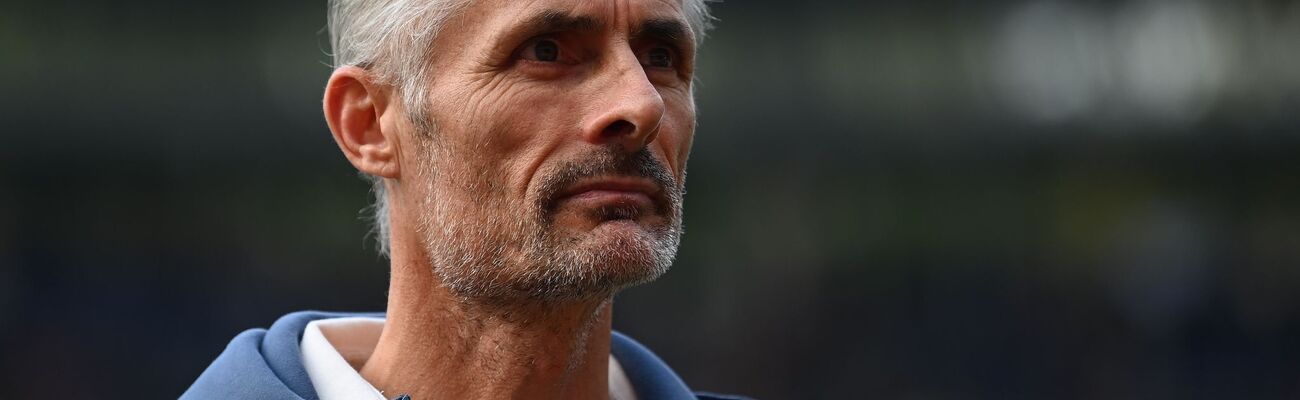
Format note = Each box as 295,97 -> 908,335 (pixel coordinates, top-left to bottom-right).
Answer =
555,176 -> 662,213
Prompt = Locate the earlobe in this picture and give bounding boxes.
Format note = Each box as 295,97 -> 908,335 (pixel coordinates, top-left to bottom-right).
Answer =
323,66 -> 401,179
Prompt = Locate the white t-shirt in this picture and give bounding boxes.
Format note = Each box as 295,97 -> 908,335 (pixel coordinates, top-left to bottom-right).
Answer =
300,317 -> 638,400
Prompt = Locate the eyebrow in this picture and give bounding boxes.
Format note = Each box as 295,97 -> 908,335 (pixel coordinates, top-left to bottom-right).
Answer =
632,18 -> 693,51
522,10 -> 604,36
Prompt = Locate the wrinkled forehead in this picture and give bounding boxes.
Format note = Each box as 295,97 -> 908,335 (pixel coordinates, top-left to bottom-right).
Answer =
458,0 -> 695,42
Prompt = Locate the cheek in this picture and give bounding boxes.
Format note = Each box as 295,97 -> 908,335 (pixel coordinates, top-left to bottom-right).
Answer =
497,89 -> 586,184
657,103 -> 697,181
435,81 -> 582,198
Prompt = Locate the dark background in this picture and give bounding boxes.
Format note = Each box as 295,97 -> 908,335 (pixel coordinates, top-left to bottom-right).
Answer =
3,0 -> 1300,398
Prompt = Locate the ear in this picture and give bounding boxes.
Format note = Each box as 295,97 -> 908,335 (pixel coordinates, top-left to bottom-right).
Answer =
323,66 -> 401,179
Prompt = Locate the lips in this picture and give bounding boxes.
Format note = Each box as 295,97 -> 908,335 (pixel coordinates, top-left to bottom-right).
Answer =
556,176 -> 662,208
534,148 -> 678,217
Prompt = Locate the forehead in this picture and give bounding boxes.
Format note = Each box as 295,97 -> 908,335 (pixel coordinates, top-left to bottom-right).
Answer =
463,0 -> 690,34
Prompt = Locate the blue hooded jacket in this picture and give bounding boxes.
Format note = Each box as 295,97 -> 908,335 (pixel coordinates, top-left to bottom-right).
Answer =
182,311 -> 744,400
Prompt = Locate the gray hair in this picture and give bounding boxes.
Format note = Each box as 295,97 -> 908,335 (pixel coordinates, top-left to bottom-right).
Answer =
328,0 -> 716,257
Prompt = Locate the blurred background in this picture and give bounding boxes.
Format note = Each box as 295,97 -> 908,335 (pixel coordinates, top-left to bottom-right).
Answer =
2,0 -> 1299,398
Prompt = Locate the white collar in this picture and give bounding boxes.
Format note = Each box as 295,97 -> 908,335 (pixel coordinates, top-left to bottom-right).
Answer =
301,317 -> 388,400
300,317 -> 639,400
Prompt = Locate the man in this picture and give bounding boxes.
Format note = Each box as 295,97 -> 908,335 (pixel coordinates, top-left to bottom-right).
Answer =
183,0 -> 740,399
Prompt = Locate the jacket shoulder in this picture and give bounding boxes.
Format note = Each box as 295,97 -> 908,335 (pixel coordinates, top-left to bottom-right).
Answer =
181,328 -> 305,400
182,311 -> 382,399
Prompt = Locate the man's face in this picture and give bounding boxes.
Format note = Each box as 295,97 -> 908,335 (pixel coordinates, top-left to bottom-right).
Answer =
400,0 -> 697,301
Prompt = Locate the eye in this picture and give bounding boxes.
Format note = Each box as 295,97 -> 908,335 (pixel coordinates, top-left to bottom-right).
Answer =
642,46 -> 675,68
521,38 -> 561,62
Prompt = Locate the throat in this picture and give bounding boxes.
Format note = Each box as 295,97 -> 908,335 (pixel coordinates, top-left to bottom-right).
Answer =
359,294 -> 617,400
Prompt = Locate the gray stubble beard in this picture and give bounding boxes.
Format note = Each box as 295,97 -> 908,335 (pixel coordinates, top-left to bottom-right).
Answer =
415,143 -> 685,305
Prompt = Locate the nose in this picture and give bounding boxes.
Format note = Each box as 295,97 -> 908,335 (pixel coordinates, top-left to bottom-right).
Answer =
580,49 -> 666,152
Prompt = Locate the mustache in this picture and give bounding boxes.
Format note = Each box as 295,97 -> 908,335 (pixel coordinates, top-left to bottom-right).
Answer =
536,146 -> 678,213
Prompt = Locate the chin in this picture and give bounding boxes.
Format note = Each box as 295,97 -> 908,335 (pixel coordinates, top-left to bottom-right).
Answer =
552,219 -> 679,292
585,220 -> 676,270
572,221 -> 652,262
428,202 -> 681,302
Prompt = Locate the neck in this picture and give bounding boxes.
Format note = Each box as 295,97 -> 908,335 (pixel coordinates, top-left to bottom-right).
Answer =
360,239 -> 615,400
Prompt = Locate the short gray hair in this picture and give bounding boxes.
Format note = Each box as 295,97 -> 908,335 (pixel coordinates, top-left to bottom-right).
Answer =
328,0 -> 716,257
